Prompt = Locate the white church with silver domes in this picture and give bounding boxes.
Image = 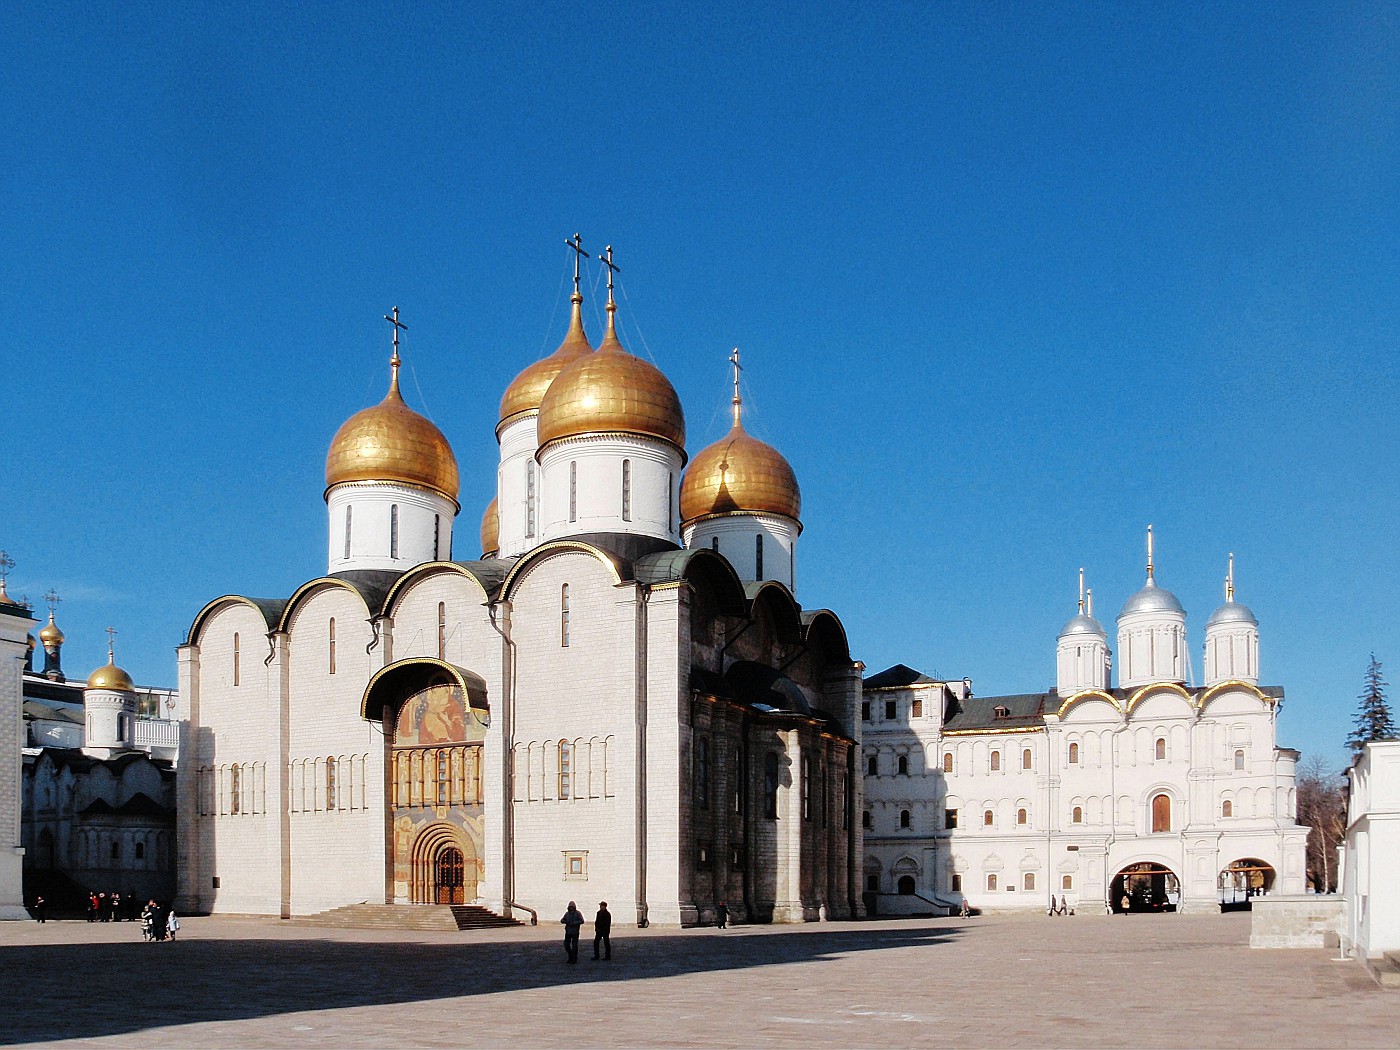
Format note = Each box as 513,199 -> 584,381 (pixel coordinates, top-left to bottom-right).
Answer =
175,248 -> 862,925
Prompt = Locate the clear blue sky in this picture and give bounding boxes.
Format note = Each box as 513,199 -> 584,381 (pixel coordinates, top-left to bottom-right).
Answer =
3,3 -> 1396,771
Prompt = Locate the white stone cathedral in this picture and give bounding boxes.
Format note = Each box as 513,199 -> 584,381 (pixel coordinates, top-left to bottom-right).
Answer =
175,253 -> 862,925
862,536 -> 1309,915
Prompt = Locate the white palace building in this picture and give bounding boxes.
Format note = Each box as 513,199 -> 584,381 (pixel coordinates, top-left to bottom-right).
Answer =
175,253 -> 861,926
862,542 -> 1309,916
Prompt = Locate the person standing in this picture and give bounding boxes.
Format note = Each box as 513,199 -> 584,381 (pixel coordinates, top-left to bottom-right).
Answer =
87,893 -> 98,923
592,902 -> 612,960
715,901 -> 728,929
33,896 -> 46,923
111,892 -> 121,922
561,901 -> 584,963
165,910 -> 180,941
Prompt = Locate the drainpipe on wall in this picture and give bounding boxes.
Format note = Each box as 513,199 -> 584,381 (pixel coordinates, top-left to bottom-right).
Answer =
487,599 -> 517,919
635,585 -> 649,928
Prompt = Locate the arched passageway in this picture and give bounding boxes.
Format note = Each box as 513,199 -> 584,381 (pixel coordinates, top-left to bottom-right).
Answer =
1111,862 -> 1180,913
1218,859 -> 1276,910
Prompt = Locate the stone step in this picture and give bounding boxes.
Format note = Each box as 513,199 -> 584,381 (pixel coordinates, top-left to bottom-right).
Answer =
292,903 -> 522,932
1366,953 -> 1400,988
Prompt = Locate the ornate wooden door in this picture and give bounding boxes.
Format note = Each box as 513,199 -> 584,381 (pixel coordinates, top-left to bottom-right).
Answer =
435,847 -> 465,905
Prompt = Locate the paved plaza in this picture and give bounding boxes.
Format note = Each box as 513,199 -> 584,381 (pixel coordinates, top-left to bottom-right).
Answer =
0,910 -> 1391,1048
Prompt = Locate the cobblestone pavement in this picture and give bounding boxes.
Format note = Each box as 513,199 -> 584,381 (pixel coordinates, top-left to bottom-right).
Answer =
0,910 -> 1390,1048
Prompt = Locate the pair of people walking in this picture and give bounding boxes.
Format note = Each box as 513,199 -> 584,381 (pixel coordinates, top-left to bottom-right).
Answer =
560,901 -> 610,963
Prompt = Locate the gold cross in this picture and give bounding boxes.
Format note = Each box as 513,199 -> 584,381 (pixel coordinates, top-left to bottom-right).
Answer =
565,233 -> 589,295
729,348 -> 743,426
384,306 -> 407,360
105,625 -> 117,661
598,245 -> 620,309
43,589 -> 61,616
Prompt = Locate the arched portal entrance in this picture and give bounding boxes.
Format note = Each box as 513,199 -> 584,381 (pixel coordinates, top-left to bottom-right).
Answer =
410,822 -> 480,904
435,846 -> 465,905
1111,862 -> 1180,913
1218,858 -> 1276,910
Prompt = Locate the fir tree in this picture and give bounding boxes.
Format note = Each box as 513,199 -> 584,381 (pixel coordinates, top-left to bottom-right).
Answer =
1347,654 -> 1398,758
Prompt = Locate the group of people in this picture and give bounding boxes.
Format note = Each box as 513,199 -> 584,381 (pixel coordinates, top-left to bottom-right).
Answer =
140,900 -> 180,941
86,891 -> 138,922
560,901 -> 611,963
1047,895 -> 1075,916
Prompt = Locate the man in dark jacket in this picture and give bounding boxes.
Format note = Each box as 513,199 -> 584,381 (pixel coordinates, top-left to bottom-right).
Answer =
561,902 -> 584,963
592,901 -> 612,960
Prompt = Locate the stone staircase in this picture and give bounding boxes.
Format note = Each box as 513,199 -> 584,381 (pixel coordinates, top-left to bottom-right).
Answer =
293,903 -> 522,932
1364,951 -> 1400,988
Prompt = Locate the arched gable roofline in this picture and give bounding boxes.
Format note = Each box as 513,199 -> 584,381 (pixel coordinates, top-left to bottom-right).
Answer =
635,548 -> 747,615
276,578 -> 371,634
1125,681 -> 1193,717
1198,680 -> 1273,711
185,595 -> 286,647
1055,689 -> 1122,719
745,580 -> 803,645
360,656 -> 489,722
381,561 -> 495,618
801,609 -> 851,664
501,541 -> 624,600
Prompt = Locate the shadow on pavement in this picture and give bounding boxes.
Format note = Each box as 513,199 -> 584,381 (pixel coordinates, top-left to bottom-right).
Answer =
0,922 -> 963,1044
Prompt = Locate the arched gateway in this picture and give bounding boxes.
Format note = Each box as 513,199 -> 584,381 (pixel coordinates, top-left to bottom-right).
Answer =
1111,862 -> 1180,913
364,658 -> 489,905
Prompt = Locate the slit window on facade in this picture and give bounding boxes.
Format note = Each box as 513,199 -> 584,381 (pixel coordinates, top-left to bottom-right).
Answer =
801,755 -> 811,820
861,701 -> 870,721
897,754 -> 908,775
390,504 -> 399,558
1234,749 -> 1245,770
437,602 -> 447,660
990,750 -> 1001,771
569,462 -> 578,522
230,766 -> 242,814
328,618 -> 336,675
943,752 -> 953,773
885,699 -> 896,720
233,633 -> 240,687
734,751 -> 742,813
983,808 -> 994,827
987,873 -> 998,892
755,533 -> 763,578
559,741 -> 572,800
1222,799 -> 1233,817
560,585 -> 571,647
433,514 -> 440,560
621,459 -> 631,521
944,808 -> 958,829
1155,737 -> 1167,761
527,461 -> 536,537
1024,872 -> 1035,891
1072,805 -> 1083,823
1022,748 -> 1032,770
951,873 -> 962,892
1068,742 -> 1079,764
344,506 -> 352,559
867,754 -> 877,776
327,757 -> 338,810
862,809 -> 871,829
667,471 -> 673,531
841,773 -> 849,829
697,737 -> 710,809
1062,875 -> 1073,891
912,697 -> 923,717
900,809 -> 911,828
764,752 -> 779,819
1017,807 -> 1028,825
711,536 -> 719,552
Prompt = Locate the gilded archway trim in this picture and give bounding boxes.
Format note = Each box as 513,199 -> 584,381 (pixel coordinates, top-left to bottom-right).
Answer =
380,561 -> 495,618
1055,689 -> 1122,719
360,656 -> 489,722
276,577 -> 371,634
1125,681 -> 1193,717
185,595 -> 287,646
1197,680 -> 1274,710
500,540 -> 625,599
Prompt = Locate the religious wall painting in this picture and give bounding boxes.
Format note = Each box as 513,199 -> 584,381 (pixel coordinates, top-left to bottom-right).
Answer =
394,682 -> 486,747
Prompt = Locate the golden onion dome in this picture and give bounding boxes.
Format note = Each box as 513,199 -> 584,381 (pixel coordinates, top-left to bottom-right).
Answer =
536,306 -> 686,454
87,655 -> 135,693
681,417 -> 801,525
38,613 -> 64,646
325,357 -> 460,504
498,293 -> 594,430
480,496 -> 499,557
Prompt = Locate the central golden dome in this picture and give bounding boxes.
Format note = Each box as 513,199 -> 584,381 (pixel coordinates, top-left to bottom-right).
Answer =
325,359 -> 460,503
537,308 -> 686,453
681,419 -> 801,525
87,655 -> 135,693
480,496 -> 499,556
498,294 -> 594,429
38,613 -> 64,646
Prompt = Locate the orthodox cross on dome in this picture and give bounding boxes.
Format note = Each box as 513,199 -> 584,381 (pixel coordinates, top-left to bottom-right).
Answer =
105,625 -> 117,662
598,245 -> 620,311
1145,524 -> 1155,581
384,306 -> 407,388
1078,567 -> 1085,614
1226,552 -> 1235,602
0,550 -> 13,589
565,233 -> 589,297
43,589 -> 61,617
729,347 -> 744,426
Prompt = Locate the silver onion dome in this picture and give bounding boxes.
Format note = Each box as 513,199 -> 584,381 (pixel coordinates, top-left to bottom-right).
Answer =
1206,600 -> 1258,628
1119,579 -> 1185,617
